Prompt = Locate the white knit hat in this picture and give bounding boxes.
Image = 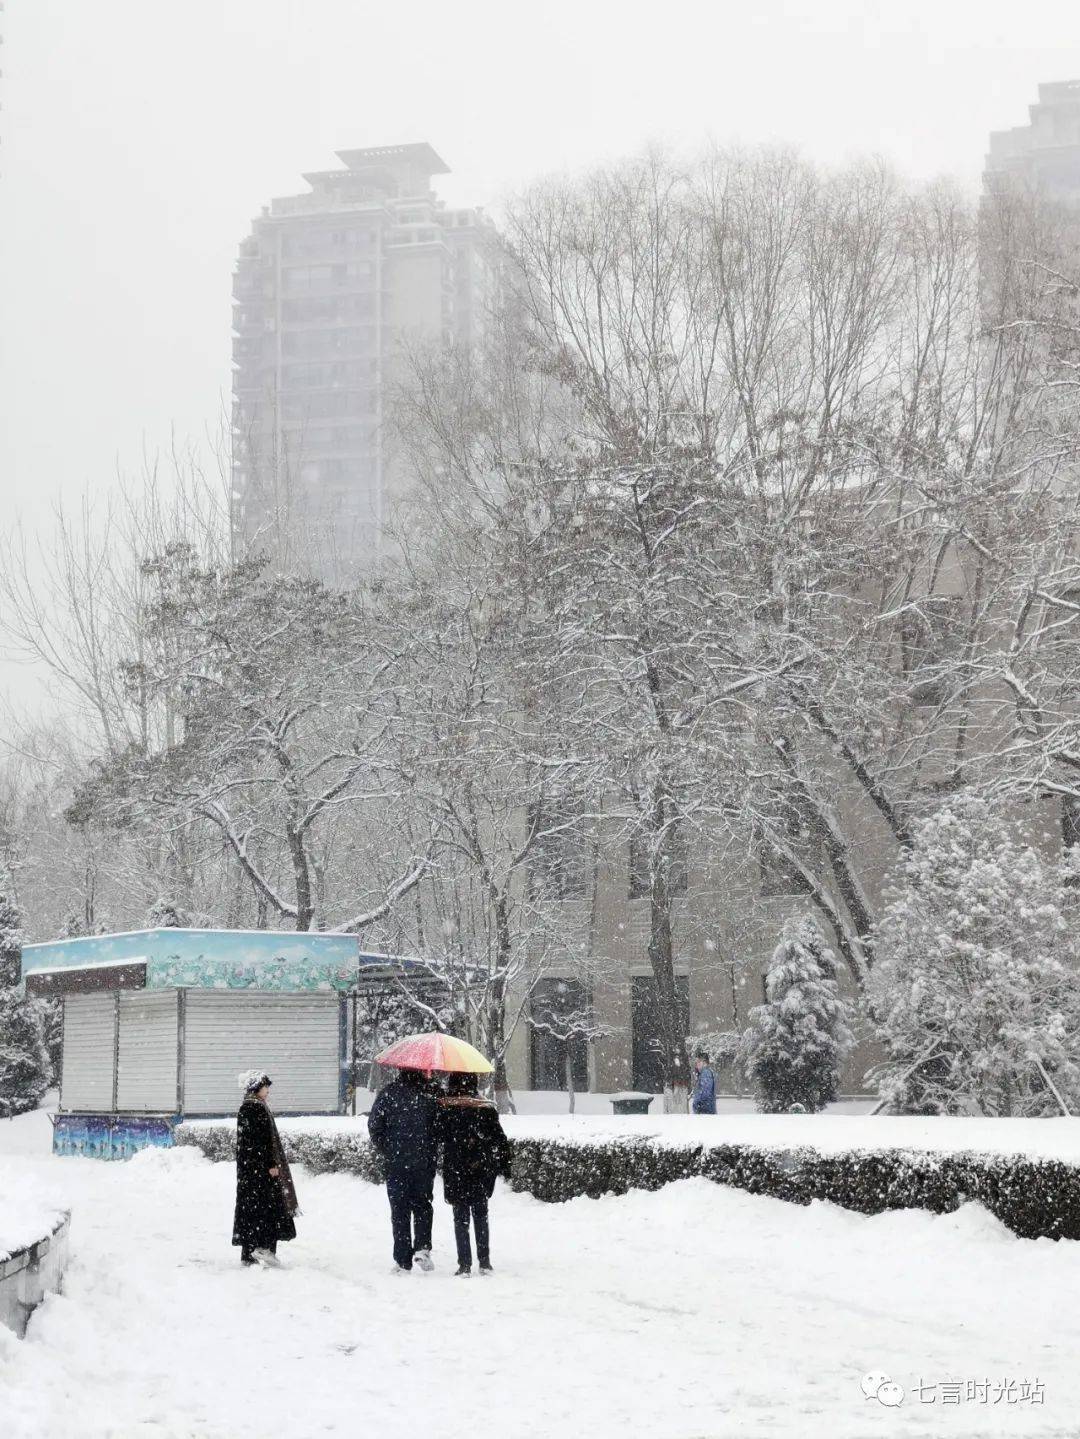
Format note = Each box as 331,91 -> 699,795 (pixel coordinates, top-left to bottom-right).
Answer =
238,1068 -> 271,1092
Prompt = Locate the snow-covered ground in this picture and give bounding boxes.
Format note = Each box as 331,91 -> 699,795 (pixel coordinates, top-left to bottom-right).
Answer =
3,1103 -> 1080,1439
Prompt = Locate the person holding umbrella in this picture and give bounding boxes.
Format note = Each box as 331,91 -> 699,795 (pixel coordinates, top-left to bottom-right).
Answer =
436,1072 -> 512,1276
232,1070 -> 299,1268
370,1032 -> 499,1274
367,1060 -> 440,1272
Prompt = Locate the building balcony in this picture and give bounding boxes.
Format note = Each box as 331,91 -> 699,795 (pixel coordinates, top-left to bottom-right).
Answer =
232,278 -> 268,301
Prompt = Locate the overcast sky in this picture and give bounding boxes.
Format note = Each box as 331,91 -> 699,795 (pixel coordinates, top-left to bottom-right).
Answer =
1,0 -> 1079,709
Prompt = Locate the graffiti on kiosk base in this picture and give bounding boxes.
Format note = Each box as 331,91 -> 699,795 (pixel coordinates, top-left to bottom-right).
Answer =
53,1114 -> 176,1161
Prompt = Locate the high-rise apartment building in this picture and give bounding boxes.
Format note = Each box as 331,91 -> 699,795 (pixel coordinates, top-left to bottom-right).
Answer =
231,143 -> 497,574
984,80 -> 1080,205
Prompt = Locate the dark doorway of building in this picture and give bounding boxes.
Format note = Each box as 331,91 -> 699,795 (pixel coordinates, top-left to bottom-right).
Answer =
631,974 -> 690,1092
529,978 -> 589,1091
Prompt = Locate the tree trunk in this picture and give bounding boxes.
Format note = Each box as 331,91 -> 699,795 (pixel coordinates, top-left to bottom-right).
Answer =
771,738 -> 874,983
492,1049 -> 515,1114
287,823 -> 314,932
1063,794 -> 1080,853
647,796 -> 690,1112
488,885 -> 515,1114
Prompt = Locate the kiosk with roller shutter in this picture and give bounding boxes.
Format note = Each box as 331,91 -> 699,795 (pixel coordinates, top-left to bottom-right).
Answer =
20,928 -> 420,1159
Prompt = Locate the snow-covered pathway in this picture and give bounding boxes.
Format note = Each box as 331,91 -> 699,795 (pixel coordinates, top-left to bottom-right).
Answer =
3,1108 -> 1080,1438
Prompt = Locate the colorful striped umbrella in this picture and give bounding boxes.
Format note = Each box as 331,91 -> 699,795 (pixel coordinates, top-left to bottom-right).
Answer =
374,1031 -> 494,1074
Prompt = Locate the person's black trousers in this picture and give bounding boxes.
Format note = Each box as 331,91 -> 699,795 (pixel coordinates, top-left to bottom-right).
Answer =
386,1168 -> 435,1268
452,1197 -> 490,1268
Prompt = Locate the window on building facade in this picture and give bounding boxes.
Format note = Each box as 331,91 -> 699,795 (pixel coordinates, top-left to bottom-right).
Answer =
631,974 -> 691,1093
299,424 -> 374,454
283,327 -> 375,359
282,294 -> 376,324
528,801 -> 591,901
529,978 -> 590,1091
628,822 -> 689,899
282,390 -> 371,422
283,361 -> 374,389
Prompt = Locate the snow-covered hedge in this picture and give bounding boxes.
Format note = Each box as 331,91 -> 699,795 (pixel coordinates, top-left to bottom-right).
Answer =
510,1135 -> 1080,1240
176,1118 -> 1080,1241
177,1120 -> 386,1183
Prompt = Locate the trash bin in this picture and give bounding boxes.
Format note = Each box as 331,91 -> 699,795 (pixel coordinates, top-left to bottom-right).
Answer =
609,1092 -> 655,1115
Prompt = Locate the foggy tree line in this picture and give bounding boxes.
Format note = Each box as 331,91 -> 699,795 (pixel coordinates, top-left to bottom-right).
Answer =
3,146 -> 1080,1113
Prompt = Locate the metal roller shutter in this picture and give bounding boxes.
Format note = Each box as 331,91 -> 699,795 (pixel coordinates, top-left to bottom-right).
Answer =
116,992 -> 178,1112
183,991 -> 340,1115
60,994 -> 116,1111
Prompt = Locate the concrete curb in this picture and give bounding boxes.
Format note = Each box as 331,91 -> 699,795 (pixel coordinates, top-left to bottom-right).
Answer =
0,1211 -> 71,1338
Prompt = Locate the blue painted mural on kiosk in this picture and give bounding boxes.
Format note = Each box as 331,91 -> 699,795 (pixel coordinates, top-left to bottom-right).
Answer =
21,928 -> 361,991
53,1113 -> 177,1161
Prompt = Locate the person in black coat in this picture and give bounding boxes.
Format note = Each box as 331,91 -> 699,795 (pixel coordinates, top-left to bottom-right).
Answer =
435,1072 -> 512,1275
367,1067 -> 439,1272
232,1070 -> 298,1268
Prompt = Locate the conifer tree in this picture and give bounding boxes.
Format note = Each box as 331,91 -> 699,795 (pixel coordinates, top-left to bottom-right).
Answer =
741,916 -> 854,1113
0,893 -> 49,1118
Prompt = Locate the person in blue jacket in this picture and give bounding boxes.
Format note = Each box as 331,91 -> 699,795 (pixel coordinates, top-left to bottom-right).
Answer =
690,1050 -> 717,1114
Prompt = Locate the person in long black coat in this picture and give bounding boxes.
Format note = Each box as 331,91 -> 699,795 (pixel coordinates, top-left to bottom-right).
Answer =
435,1072 -> 512,1275
232,1071 -> 298,1267
367,1067 -> 439,1272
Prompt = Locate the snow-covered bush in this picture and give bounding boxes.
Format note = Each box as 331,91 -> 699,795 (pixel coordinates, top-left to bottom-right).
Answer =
0,895 -> 49,1119
148,900 -> 184,928
511,1135 -> 1080,1239
686,1030 -> 740,1067
740,917 -> 854,1113
685,1028 -> 742,1092
869,798 -> 1080,1117
177,1121 -> 386,1183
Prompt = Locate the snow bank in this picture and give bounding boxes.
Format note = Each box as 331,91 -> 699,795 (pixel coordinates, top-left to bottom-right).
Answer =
0,1104 -> 71,1264
0,1180 -> 68,1263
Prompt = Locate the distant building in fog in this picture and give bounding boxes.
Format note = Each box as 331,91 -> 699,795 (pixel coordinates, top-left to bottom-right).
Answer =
984,80 -> 1080,205
231,143 -> 498,575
